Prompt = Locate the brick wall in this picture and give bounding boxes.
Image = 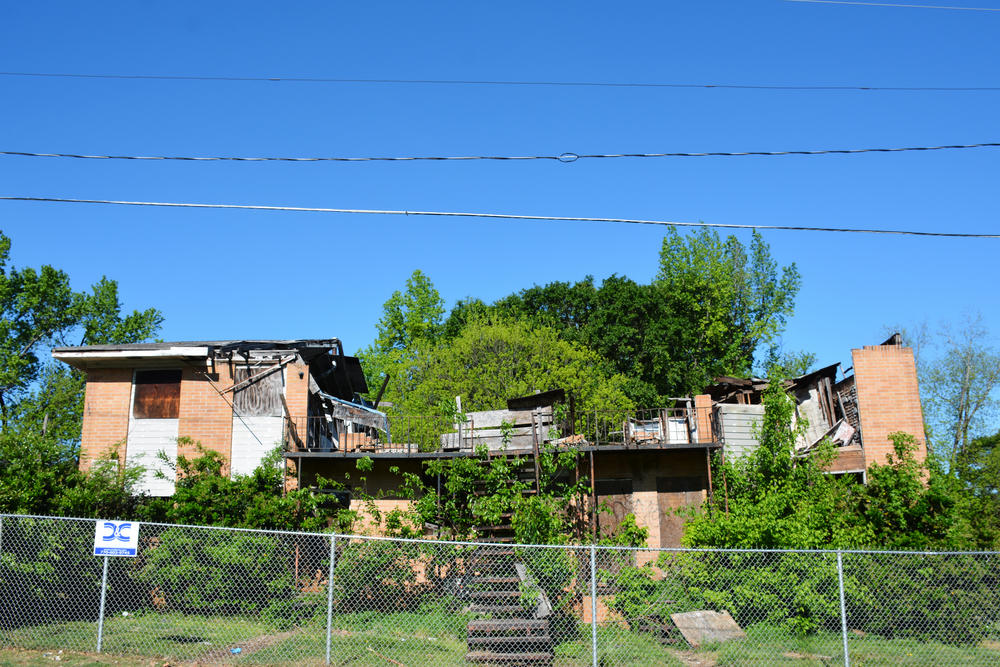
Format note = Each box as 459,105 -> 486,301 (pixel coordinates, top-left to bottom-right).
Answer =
178,364 -> 235,471
852,344 -> 926,468
76,357 -> 314,486
283,360 -> 311,488
284,361 -> 310,417
593,449 -> 709,550
79,368 -> 133,470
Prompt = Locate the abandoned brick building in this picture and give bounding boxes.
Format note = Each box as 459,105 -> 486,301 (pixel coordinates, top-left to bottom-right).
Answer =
706,333 -> 926,479
53,339 -> 371,495
56,334 -> 925,549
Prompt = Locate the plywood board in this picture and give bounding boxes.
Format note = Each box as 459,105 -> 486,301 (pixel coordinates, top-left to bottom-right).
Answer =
233,367 -> 283,417
670,610 -> 745,647
657,476 -> 704,548
132,369 -> 181,419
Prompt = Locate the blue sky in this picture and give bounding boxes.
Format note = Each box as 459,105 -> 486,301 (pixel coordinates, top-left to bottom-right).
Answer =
1,1 -> 997,378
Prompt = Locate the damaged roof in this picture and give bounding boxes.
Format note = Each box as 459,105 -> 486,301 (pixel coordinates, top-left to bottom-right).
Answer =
705,362 -> 842,403
52,338 -> 368,398
52,339 -> 343,355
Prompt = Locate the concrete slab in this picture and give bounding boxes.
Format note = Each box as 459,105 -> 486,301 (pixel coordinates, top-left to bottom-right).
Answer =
670,610 -> 745,647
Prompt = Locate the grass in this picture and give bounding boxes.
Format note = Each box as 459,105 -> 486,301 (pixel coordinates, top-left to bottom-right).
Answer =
5,614 -> 1000,665
2,608 -> 473,666
0,648 -> 134,666
555,626 -> 686,666
4,612 -> 286,661
703,623 -> 1000,666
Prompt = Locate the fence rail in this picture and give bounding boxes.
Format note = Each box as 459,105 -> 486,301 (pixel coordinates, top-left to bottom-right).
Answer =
2,514 -> 998,665
286,406 -> 722,455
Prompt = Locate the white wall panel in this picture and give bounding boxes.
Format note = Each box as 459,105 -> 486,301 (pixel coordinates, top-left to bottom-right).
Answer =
126,418 -> 179,496
231,416 -> 283,477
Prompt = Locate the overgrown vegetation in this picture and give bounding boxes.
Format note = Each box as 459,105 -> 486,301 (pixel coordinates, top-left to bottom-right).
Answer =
0,230 -> 162,518
599,378 -> 1000,647
141,443 -> 341,532
362,229 -> 801,411
684,377 -> 985,551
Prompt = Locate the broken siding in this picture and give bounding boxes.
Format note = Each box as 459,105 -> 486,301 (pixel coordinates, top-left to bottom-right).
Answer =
836,376 -> 862,446
717,404 -> 765,459
793,385 -> 831,450
441,408 -> 553,451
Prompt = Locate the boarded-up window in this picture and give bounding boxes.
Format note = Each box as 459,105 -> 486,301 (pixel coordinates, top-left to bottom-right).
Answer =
657,476 -> 704,548
596,478 -> 633,538
133,370 -> 181,419
233,366 -> 283,417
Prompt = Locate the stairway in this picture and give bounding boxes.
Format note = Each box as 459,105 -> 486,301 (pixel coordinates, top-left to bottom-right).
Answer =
464,546 -> 553,665
471,454 -> 540,543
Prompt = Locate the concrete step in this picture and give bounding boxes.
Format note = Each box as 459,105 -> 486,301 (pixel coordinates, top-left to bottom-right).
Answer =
467,635 -> 552,648
465,651 -> 553,664
468,590 -> 522,600
469,604 -> 527,616
466,576 -> 520,587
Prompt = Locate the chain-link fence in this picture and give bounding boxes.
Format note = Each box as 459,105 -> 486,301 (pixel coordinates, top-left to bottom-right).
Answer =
1,514 -> 999,665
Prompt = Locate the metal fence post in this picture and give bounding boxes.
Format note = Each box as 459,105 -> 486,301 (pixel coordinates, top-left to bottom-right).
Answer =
325,533 -> 337,665
590,544 -> 598,667
836,550 -> 851,667
96,555 -> 110,653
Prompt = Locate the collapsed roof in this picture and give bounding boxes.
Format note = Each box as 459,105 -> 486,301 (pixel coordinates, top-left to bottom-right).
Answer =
52,339 -> 368,402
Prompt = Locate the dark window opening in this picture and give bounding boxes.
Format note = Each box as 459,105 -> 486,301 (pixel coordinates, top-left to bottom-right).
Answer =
133,369 -> 181,419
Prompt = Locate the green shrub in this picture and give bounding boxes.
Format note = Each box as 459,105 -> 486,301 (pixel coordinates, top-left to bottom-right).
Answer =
333,539 -> 422,611
0,517 -> 109,627
135,527 -> 295,615
607,550 -> 1000,645
843,552 -> 1000,644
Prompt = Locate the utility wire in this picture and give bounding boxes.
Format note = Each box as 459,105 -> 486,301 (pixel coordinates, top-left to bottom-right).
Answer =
3,142 -> 998,164
786,0 -> 1000,10
1,70 -> 998,92
1,196 -> 996,239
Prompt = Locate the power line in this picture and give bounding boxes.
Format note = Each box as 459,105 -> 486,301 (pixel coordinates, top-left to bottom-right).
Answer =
1,196 -> 996,239
786,0 -> 1000,10
1,70 -> 998,92
3,142 -> 998,164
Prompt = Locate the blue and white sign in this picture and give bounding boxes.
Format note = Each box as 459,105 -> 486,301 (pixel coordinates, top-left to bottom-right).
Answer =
93,520 -> 140,557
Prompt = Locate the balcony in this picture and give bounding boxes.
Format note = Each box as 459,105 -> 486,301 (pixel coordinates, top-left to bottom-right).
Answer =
282,405 -> 721,458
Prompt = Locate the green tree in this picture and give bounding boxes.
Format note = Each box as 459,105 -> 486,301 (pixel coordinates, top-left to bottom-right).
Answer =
446,276 -> 664,405
759,347 -> 816,377
921,315 -> 999,470
954,430 -> 1000,549
358,269 -> 445,402
655,228 -> 800,394
441,230 -> 800,402
0,230 -> 162,515
390,316 -> 634,420
0,232 -> 80,428
371,269 -> 445,352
